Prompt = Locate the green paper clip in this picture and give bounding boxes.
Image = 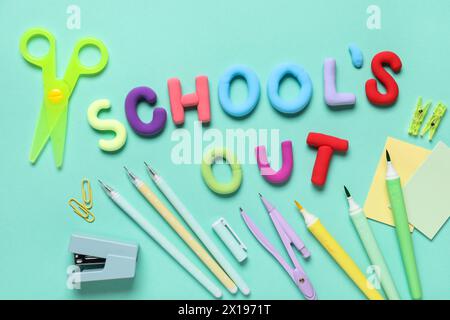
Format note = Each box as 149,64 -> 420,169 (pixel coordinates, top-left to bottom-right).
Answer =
20,28 -> 108,168
420,102 -> 447,141
408,97 -> 431,136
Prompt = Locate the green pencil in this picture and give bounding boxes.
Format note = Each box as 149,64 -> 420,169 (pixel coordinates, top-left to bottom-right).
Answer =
385,150 -> 422,299
344,186 -> 400,300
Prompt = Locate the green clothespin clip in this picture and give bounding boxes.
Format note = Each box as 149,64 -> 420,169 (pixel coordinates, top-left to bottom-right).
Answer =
420,102 -> 447,141
20,28 -> 108,168
408,97 -> 431,136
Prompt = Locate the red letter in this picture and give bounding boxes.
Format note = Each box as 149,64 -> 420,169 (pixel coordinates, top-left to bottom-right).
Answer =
307,132 -> 349,186
365,51 -> 402,106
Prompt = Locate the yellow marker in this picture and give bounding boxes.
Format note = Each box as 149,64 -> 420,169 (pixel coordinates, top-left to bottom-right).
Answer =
294,201 -> 384,300
124,167 -> 237,294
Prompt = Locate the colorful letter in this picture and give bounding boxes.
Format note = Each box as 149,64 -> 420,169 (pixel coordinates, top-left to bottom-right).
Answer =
324,58 -> 356,109
218,65 -> 260,117
267,63 -> 313,114
201,147 -> 242,195
256,140 -> 293,184
365,51 -> 402,106
125,86 -> 167,136
87,99 -> 127,152
348,43 -> 364,69
307,132 -> 349,186
167,76 -> 211,125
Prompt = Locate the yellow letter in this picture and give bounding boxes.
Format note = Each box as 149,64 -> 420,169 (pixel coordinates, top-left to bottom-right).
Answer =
87,99 -> 127,152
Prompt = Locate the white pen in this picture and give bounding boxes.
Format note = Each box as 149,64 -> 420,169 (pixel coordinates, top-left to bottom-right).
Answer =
98,180 -> 222,298
144,162 -> 251,295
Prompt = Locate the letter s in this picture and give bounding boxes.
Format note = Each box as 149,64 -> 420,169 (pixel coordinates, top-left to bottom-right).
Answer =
365,51 -> 402,106
87,99 -> 127,152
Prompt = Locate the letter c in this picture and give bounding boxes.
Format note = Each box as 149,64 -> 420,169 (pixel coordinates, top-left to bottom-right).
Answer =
125,86 -> 167,136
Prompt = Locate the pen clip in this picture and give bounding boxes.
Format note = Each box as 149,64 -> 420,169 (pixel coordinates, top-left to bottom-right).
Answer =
213,217 -> 247,262
221,218 -> 246,251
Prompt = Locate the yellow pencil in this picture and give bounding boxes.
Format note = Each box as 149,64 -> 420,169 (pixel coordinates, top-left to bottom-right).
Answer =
294,200 -> 384,300
124,167 -> 237,294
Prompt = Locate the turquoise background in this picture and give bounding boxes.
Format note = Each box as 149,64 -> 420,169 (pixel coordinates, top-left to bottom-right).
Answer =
0,0 -> 449,300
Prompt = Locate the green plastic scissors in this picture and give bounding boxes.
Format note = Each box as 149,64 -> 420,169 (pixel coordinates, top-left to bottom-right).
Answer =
20,28 -> 108,168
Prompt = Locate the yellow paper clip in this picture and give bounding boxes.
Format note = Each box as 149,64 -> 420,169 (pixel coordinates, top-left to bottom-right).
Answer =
81,178 -> 93,209
69,178 -> 95,223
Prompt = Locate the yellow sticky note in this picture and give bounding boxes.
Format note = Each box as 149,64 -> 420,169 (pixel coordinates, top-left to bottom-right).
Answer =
364,137 -> 431,228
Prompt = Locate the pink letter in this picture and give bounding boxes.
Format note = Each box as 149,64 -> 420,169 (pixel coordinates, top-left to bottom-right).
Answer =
167,76 -> 211,125
256,140 -> 293,184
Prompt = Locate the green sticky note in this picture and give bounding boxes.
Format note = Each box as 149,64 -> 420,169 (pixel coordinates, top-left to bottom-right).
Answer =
404,142 -> 450,240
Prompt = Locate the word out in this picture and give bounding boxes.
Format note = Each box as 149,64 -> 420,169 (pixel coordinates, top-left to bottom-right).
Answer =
201,132 -> 349,195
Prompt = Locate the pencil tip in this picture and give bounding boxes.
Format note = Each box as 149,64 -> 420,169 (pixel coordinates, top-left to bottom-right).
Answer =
98,179 -> 113,193
144,161 -> 156,176
294,200 -> 303,211
124,166 -> 137,180
239,207 -> 243,212
344,186 -> 351,197
385,150 -> 391,161
258,193 -> 262,197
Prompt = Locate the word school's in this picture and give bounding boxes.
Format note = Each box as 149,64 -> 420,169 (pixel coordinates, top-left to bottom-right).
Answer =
88,50 -> 402,151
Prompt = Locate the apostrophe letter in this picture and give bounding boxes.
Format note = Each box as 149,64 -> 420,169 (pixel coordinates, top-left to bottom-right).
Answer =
255,140 -> 293,184
125,86 -> 167,137
307,132 -> 349,186
167,76 -> 211,125
87,99 -> 127,152
365,51 -> 402,106
324,58 -> 356,109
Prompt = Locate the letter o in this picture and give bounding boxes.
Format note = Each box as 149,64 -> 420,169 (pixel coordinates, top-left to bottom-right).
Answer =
267,63 -> 313,114
201,148 -> 242,195
218,65 -> 260,117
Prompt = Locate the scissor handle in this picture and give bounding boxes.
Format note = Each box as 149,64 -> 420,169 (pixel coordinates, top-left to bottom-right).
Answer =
20,28 -> 56,73
64,37 -> 108,90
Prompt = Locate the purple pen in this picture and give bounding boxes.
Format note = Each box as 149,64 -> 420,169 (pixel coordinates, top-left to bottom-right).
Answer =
240,195 -> 317,300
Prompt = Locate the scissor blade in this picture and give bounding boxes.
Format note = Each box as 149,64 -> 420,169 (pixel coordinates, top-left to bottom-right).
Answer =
29,102 -> 51,164
50,107 -> 68,168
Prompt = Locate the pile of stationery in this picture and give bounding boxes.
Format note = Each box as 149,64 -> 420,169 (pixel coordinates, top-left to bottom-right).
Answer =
18,27 -> 449,301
